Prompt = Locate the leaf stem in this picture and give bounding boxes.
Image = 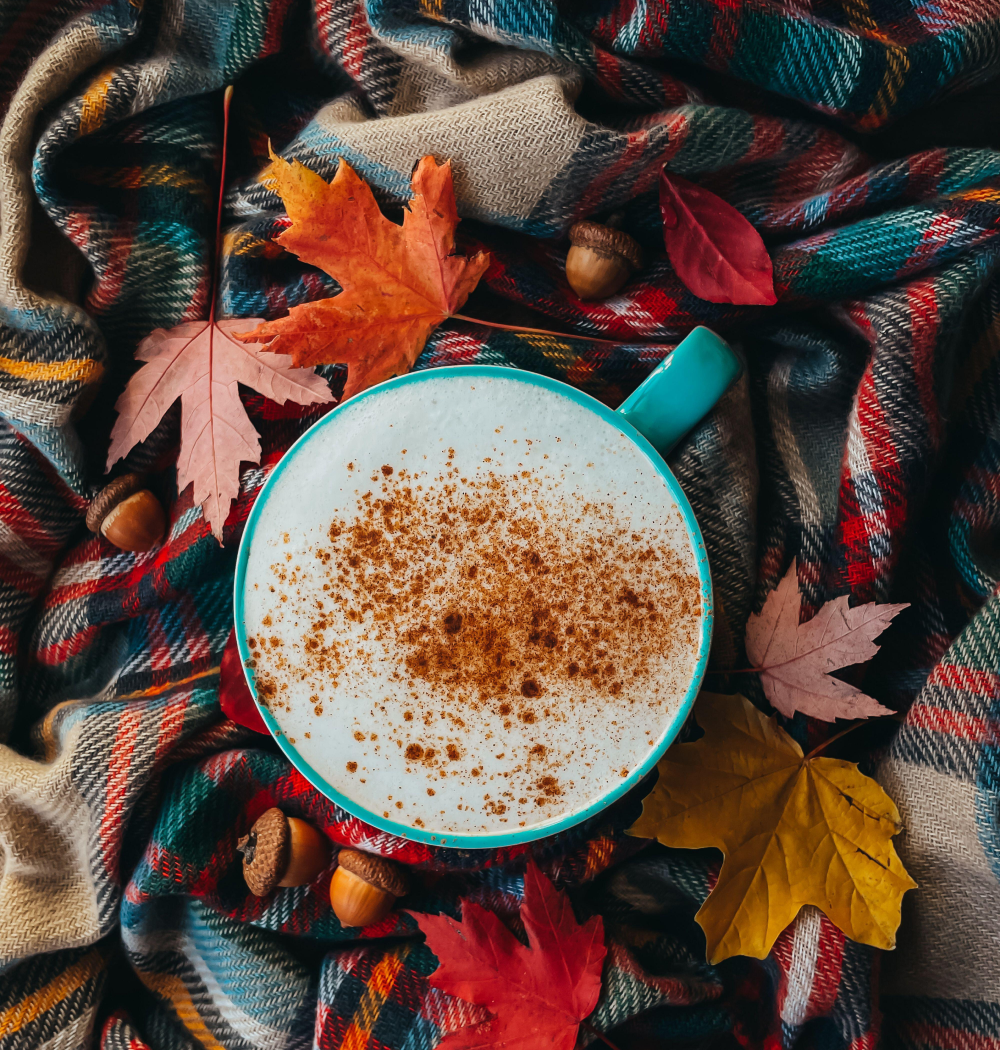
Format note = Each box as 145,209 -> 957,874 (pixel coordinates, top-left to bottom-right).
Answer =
581,1020 -> 624,1050
209,84 -> 233,326
451,313 -> 667,348
804,720 -> 866,760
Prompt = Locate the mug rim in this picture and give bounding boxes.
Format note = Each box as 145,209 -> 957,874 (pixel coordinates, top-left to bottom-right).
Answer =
234,364 -> 713,850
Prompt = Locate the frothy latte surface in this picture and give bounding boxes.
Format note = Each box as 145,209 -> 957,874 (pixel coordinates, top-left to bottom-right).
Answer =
240,373 -> 703,841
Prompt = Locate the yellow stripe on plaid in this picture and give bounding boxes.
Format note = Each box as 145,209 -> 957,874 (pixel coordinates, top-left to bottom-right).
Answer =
868,46 -> 910,129
75,164 -> 210,200
79,66 -> 116,137
948,186 -> 1000,205
139,972 -> 227,1050
0,355 -> 101,385
0,945 -> 108,1033
115,665 -> 220,701
581,833 -> 618,881
223,229 -> 286,259
339,946 -> 410,1050
838,0 -> 910,130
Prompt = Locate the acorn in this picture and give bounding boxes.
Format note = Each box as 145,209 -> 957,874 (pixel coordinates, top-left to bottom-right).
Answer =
237,807 -> 331,896
329,849 -> 410,927
565,221 -> 642,300
86,474 -> 166,552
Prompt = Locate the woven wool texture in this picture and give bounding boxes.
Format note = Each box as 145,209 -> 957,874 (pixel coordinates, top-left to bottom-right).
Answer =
0,0 -> 999,1047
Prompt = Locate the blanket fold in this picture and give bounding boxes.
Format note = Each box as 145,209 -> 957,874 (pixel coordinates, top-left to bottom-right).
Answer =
1,1 -> 999,1048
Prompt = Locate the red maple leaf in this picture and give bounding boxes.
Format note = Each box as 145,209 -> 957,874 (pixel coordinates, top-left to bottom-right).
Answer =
237,153 -> 490,400
410,860 -> 606,1050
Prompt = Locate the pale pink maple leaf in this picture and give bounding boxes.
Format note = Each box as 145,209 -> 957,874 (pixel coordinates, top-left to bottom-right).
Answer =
107,318 -> 333,542
745,560 -> 907,722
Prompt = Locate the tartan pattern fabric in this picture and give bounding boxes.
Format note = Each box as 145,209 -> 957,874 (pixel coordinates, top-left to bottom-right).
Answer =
0,1 -> 998,1049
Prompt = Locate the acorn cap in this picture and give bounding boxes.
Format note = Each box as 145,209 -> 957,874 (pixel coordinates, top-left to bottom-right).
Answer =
336,849 -> 409,897
86,474 -> 145,533
237,807 -> 289,896
568,222 -> 642,270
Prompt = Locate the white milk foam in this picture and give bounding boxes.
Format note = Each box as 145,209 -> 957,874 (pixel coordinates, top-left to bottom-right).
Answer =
241,373 -> 703,842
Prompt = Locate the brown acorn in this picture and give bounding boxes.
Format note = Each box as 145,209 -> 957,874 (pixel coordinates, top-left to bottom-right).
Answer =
237,807 -> 331,896
330,849 -> 410,927
565,221 -> 642,300
86,474 -> 166,552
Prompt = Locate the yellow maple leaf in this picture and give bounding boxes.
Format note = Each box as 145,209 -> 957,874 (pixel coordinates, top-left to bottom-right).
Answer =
629,692 -> 916,963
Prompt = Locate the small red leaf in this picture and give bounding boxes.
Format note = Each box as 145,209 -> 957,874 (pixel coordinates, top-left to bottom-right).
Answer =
659,170 -> 777,306
410,860 -> 606,1050
220,627 -> 269,734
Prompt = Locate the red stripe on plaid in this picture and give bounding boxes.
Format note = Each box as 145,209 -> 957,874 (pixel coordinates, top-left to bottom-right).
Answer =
86,221 -> 136,315
35,623 -> 100,664
63,210 -> 92,254
260,0 -> 294,57
0,550 -> 43,592
0,624 -> 16,655
908,279 -> 943,449
745,115 -> 786,165
152,693 -> 190,770
658,111 -> 691,167
708,0 -> 741,68
342,1 -> 369,81
313,0 -> 334,58
572,129 -> 657,224
594,47 -> 625,101
838,365 -> 908,595
908,702 -> 1000,743
926,664 -> 1000,694
315,1001 -> 331,1047
176,591 -> 211,664
809,917 -> 845,1019
636,0 -> 666,52
0,482 -> 60,556
901,209 -> 962,279
907,149 -> 946,201
148,608 -> 172,674
101,704 -> 142,879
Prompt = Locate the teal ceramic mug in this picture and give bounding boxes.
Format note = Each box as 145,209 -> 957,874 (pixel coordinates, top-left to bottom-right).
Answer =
234,326 -> 741,849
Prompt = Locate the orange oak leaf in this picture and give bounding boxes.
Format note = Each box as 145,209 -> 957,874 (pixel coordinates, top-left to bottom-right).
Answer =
745,560 -> 908,721
107,318 -> 333,543
236,153 -> 490,400
409,861 -> 606,1050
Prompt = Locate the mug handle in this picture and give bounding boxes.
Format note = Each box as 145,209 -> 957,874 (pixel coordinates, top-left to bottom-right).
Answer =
616,326 -> 742,458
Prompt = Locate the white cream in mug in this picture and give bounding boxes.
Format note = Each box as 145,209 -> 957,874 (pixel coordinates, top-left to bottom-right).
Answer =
240,373 -> 703,841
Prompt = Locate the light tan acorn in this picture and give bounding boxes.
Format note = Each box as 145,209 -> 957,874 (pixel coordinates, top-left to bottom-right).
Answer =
329,849 -> 410,927
565,221 -> 642,300
86,474 -> 166,552
237,807 -> 331,896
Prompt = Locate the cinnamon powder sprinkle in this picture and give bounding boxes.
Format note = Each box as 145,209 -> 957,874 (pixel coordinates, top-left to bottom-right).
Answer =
248,453 -> 700,830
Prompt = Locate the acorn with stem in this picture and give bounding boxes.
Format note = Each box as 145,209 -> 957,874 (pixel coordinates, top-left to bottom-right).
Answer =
329,848 -> 410,927
86,473 -> 166,552
565,218 -> 643,300
238,807 -> 331,895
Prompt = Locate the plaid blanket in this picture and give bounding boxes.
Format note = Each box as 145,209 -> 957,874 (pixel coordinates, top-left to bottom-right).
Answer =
1,1 -> 1000,1047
